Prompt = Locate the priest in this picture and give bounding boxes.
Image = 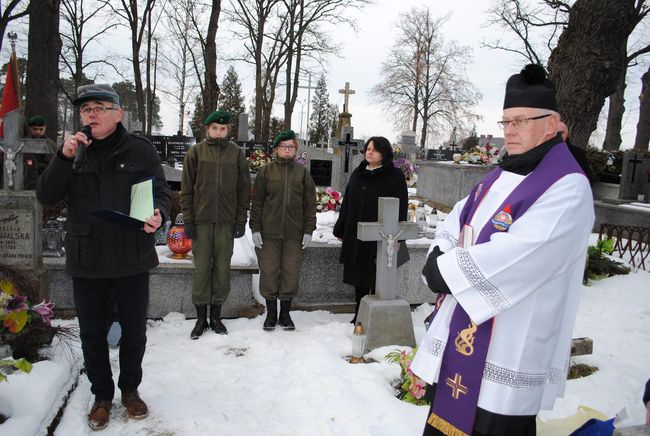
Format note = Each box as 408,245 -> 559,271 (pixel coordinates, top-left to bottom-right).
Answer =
412,64 -> 594,436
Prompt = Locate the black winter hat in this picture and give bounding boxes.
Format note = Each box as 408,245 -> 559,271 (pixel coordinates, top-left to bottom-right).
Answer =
503,64 -> 557,111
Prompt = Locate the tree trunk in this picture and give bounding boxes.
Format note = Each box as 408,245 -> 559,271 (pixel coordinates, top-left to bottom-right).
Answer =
202,0 -> 221,120
633,65 -> 650,152
25,0 -> 61,141
547,0 -> 639,150
602,42 -> 628,151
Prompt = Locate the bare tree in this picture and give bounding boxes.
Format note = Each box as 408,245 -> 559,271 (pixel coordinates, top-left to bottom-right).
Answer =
633,65 -> 650,151
484,0 -> 649,150
59,0 -> 119,119
228,0 -> 286,142
0,1 -> 30,54
159,0 -> 201,134
548,0 -> 648,150
102,0 -> 156,132
25,0 -> 62,141
602,27 -> 650,150
279,0 -> 369,130
371,7 -> 480,148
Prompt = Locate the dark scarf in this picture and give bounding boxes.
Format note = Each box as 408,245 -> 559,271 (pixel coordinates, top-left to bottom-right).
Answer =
89,123 -> 125,173
499,133 -> 563,175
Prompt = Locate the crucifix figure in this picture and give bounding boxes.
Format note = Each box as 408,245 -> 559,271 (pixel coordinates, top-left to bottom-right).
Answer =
0,143 -> 24,188
1,111 -> 56,191
357,197 -> 418,300
338,82 -> 355,113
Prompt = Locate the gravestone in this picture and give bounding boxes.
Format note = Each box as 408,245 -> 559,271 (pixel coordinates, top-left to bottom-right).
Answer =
148,133 -> 195,163
356,197 -> 418,351
238,113 -> 249,141
619,151 -> 650,203
426,148 -> 455,161
309,159 -> 333,186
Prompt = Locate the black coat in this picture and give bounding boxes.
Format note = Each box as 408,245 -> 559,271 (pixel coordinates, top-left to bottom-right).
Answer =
333,160 -> 408,267
36,125 -> 171,279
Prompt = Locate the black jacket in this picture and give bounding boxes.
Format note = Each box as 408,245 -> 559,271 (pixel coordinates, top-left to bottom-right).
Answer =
333,160 -> 408,266
36,124 -> 171,279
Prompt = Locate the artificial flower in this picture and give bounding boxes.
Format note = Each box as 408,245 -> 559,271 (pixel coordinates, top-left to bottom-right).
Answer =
31,301 -> 55,326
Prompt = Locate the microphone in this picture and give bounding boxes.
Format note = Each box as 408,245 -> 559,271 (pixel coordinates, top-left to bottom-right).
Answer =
73,125 -> 93,170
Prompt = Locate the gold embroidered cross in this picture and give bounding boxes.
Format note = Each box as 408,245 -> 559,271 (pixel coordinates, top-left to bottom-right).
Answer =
446,373 -> 468,400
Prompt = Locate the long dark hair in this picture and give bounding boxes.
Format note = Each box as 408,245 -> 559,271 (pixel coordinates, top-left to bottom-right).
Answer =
363,136 -> 394,166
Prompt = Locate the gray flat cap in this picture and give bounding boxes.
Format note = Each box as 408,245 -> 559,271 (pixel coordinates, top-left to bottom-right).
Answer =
73,84 -> 120,106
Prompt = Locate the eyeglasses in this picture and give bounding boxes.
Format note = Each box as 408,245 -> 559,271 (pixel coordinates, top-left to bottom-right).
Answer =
497,113 -> 551,130
277,144 -> 296,150
80,106 -> 119,115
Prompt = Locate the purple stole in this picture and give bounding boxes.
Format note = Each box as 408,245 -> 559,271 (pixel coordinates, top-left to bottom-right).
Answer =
427,143 -> 584,436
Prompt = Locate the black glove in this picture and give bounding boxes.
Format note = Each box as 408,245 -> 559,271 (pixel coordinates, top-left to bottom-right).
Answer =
422,246 -> 451,294
233,224 -> 246,239
184,222 -> 195,240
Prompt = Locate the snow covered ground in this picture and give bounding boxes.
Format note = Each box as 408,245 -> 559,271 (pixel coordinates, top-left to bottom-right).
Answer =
1,247 -> 649,435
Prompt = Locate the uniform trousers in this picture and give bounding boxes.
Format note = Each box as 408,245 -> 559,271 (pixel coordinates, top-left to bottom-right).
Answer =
255,238 -> 303,300
192,223 -> 234,305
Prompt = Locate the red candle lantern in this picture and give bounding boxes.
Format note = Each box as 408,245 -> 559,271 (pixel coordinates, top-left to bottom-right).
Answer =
167,213 -> 192,259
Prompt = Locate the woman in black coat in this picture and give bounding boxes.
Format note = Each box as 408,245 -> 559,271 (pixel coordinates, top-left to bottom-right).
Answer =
333,136 -> 408,323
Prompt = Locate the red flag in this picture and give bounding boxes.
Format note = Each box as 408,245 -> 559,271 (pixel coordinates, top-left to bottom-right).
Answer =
0,52 -> 21,137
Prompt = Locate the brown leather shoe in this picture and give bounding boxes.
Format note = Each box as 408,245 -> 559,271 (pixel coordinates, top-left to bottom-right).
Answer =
87,399 -> 112,431
121,390 -> 149,420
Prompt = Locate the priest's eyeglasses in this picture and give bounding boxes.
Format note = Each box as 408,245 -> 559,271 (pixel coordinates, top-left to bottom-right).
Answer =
497,113 -> 551,130
80,106 -> 119,115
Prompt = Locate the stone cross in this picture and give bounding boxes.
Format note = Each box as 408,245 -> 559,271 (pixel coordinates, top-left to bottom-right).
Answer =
338,82 -> 355,113
357,197 -> 418,300
1,111 -> 54,190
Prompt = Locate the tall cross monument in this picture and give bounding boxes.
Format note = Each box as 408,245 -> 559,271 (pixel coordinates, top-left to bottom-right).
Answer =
337,82 -> 355,138
356,197 -> 418,351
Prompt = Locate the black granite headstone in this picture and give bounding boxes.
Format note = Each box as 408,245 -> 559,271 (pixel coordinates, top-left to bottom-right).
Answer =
310,159 -> 333,187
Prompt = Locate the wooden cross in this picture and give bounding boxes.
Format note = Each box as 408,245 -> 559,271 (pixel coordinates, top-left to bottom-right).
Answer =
357,197 -> 418,300
1,111 -> 56,190
338,82 -> 356,113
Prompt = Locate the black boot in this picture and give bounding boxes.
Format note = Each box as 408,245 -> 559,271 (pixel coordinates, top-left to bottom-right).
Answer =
190,305 -> 208,339
350,287 -> 370,324
263,299 -> 278,331
209,304 -> 228,335
278,300 -> 295,331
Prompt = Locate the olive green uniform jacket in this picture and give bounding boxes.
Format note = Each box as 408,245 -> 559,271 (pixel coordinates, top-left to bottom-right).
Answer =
180,138 -> 251,226
250,157 -> 317,241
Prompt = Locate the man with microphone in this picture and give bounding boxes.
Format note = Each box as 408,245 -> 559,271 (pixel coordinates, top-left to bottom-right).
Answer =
36,84 -> 170,431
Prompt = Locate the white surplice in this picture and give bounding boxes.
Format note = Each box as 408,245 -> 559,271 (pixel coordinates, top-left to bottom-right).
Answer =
411,170 -> 594,416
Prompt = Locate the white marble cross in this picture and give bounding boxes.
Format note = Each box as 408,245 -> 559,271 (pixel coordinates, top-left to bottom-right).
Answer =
357,197 -> 418,300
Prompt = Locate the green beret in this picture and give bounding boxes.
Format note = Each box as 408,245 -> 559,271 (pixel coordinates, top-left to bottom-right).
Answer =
203,110 -> 231,125
27,115 -> 47,126
273,129 -> 296,148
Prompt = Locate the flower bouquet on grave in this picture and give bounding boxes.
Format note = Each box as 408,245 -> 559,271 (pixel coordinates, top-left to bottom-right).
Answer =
0,265 -> 76,364
393,157 -> 419,187
315,187 -> 342,212
248,149 -> 272,173
462,144 -> 500,165
294,154 -> 308,168
385,347 -> 430,405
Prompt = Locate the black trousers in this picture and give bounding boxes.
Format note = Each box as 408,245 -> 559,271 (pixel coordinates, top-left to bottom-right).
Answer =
73,272 -> 149,401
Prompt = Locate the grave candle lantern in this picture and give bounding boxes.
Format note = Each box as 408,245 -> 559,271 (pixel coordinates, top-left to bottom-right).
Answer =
349,322 -> 367,364
166,213 -> 192,259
